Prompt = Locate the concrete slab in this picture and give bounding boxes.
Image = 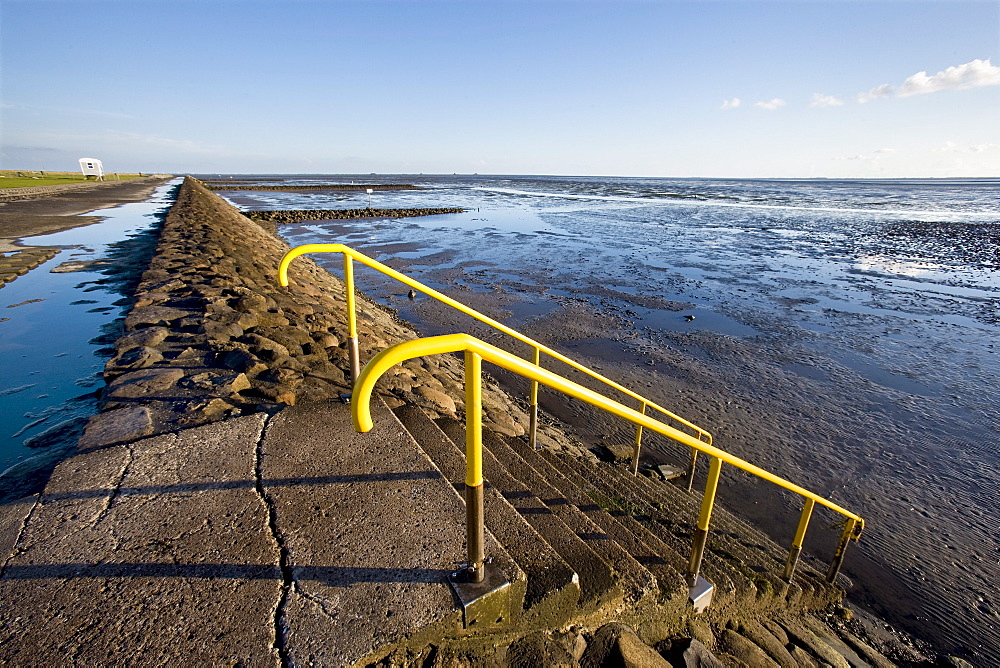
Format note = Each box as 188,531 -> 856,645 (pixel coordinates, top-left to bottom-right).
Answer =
0,414 -> 280,666
260,398 -> 521,665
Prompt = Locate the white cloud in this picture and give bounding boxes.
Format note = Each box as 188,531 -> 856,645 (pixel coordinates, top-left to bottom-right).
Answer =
753,98 -> 786,111
898,59 -> 1000,97
720,97 -> 741,110
810,93 -> 844,108
857,83 -> 893,103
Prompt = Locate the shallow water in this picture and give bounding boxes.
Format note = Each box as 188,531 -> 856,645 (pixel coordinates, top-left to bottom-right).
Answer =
218,174 -> 999,662
0,180 -> 179,501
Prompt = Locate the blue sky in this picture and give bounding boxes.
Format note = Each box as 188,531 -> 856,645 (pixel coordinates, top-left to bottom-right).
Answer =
2,0 -> 998,178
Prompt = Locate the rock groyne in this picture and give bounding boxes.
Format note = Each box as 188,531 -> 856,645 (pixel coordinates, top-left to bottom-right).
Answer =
246,207 -> 465,227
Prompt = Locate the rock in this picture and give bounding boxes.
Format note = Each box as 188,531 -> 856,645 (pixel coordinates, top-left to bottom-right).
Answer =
505,632 -> 577,667
800,617 -> 868,668
660,638 -> 725,668
718,629 -> 780,668
241,333 -> 290,361
415,385 -> 457,414
124,305 -> 191,329
222,348 -> 268,375
182,371 -> 252,395
599,442 -> 635,463
615,627 -> 672,667
274,391 -> 296,405
304,362 -> 347,388
202,321 -> 242,342
195,398 -> 236,418
781,620 -> 849,668
788,645 -> 819,667
581,623 -> 670,668
738,620 -> 796,667
312,332 -> 340,349
687,619 -> 715,649
105,368 -> 186,399
77,406 -> 154,451
22,417 -> 89,449
105,346 -> 164,376
114,326 -> 169,351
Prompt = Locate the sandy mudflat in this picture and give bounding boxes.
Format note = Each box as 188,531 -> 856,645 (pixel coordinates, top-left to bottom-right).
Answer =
0,178 -> 173,250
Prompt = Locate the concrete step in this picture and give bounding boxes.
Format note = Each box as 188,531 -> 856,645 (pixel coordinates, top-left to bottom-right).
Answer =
545,450 -> 746,613
432,416 -> 621,612
261,398 -> 526,665
480,429 -> 658,605
636,464 -> 839,609
607,458 -> 835,609
391,405 -> 580,627
502,434 -> 689,606
594,462 -> 773,606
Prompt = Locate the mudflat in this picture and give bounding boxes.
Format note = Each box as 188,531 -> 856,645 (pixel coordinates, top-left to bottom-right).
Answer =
0,177 -> 173,248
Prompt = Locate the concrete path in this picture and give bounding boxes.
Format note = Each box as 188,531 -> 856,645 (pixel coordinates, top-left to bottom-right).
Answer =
0,399 -> 512,665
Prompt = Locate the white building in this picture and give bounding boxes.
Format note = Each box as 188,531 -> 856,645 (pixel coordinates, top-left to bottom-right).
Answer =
78,158 -> 104,180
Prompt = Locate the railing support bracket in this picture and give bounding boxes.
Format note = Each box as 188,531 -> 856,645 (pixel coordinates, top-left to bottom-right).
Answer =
448,561 -> 512,629
688,575 -> 714,614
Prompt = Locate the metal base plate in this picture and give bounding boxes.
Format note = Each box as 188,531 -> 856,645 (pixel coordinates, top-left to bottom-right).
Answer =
688,575 -> 714,614
448,563 -> 511,629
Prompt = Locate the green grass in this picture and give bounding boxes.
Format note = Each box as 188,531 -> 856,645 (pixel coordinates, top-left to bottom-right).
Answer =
0,170 -> 145,189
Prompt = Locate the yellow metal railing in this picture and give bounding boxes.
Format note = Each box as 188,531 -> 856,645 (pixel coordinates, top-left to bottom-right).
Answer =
352,333 -> 864,590
279,243 -> 711,482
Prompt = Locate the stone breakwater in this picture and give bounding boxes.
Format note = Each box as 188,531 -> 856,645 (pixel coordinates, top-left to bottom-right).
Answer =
79,177 -> 557,452
245,207 -> 465,226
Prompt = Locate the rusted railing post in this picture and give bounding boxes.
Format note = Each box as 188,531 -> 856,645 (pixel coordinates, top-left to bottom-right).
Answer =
343,254 -> 361,384
784,499 -> 814,581
826,518 -> 859,583
687,456 -> 722,586
464,350 -> 485,583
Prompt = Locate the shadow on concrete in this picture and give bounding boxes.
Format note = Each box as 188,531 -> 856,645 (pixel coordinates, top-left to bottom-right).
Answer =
30,470 -> 445,503
1,563 -> 453,584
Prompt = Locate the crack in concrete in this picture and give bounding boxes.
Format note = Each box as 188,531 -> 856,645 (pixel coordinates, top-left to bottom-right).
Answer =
254,415 -> 292,668
95,444 -> 135,527
0,494 -> 40,579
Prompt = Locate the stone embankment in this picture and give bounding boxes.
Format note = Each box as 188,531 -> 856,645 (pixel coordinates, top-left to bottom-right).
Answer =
81,177 -> 553,454
246,207 -> 465,226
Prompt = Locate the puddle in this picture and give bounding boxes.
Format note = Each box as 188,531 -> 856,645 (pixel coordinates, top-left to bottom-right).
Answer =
0,180 -> 179,500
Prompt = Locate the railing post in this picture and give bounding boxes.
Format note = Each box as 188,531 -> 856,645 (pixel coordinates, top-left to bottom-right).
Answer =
630,402 -> 647,476
344,254 -> 361,384
528,347 -> 540,450
464,350 -> 485,583
826,518 -> 858,583
784,498 -> 814,581
687,456 -> 722,587
685,448 -> 699,492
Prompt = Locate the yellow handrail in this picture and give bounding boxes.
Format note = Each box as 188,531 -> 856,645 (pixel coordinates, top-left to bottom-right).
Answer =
278,243 -> 712,448
352,333 -> 864,588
